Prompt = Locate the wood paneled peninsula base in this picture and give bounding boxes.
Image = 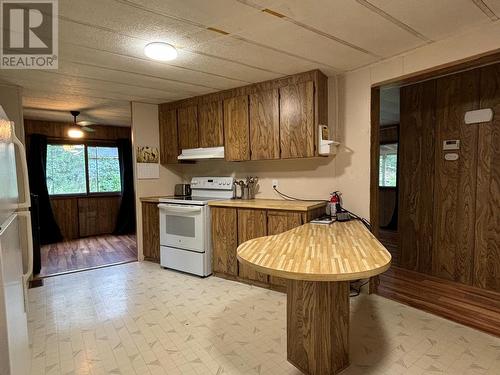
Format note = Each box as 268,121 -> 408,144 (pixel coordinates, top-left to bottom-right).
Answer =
237,221 -> 391,375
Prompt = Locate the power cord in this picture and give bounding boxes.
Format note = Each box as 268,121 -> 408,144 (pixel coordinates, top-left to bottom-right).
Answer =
350,280 -> 369,297
273,186 -> 371,229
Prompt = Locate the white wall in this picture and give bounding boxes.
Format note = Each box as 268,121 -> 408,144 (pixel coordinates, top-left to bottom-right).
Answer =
131,102 -> 182,259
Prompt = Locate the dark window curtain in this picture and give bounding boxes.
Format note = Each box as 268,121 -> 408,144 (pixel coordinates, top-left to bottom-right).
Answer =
114,138 -> 136,235
27,134 -> 63,245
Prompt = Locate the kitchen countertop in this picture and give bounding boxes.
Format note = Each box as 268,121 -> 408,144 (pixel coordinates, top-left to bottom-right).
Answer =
140,196 -> 168,203
208,199 -> 325,211
237,220 -> 391,282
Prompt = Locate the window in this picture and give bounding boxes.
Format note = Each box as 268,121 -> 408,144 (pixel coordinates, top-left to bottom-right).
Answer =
379,143 -> 398,187
88,146 -> 121,193
46,143 -> 121,196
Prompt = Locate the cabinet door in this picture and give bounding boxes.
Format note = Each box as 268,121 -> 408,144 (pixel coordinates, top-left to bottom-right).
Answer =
250,89 -> 280,160
142,202 -> 160,263
280,81 -> 315,158
224,95 -> 250,161
159,107 -> 179,164
474,64 -> 500,292
178,105 -> 199,150
267,211 -> 303,288
199,101 -> 224,148
212,207 -> 238,276
237,209 -> 268,283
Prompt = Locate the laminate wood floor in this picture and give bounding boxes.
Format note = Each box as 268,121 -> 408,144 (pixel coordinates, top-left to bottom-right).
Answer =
39,234 -> 137,277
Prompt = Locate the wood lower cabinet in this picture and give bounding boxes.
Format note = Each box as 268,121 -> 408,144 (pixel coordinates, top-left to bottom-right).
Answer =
199,100 -> 224,148
237,209 -> 268,283
212,207 -> 238,276
142,202 -> 160,262
211,207 -> 315,291
159,107 -> 179,164
280,81 -> 315,158
224,95 -> 250,161
267,211 -> 304,288
250,89 -> 280,160
178,105 -> 198,150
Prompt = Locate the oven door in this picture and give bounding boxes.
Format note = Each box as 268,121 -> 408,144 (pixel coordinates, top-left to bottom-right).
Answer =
158,204 -> 206,252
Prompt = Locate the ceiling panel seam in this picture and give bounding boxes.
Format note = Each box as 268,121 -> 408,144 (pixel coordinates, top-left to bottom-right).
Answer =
355,0 -> 433,43
236,0 -> 380,58
471,0 -> 499,21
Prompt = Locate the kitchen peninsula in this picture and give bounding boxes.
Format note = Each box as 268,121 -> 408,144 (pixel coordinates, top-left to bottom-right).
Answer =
237,220 -> 391,375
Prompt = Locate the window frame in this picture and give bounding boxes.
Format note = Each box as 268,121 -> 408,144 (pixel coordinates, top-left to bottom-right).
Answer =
47,139 -> 122,198
378,141 -> 399,189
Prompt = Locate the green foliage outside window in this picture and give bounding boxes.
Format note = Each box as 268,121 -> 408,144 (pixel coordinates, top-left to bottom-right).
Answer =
46,144 -> 121,196
379,143 -> 398,187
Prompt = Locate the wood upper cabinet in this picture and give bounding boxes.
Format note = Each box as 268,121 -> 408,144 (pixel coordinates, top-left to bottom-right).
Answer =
177,105 -> 199,150
249,89 -> 280,160
212,207 -> 238,276
224,95 -> 250,161
159,107 -> 179,164
199,101 -> 224,148
142,202 -> 160,263
266,211 -> 304,288
280,81 -> 315,158
237,209 -> 268,283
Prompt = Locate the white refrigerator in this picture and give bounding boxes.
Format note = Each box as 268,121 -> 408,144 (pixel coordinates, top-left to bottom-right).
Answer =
0,105 -> 32,375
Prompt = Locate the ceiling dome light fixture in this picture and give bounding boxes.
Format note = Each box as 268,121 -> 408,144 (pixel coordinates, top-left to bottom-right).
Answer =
68,128 -> 84,139
144,42 -> 178,61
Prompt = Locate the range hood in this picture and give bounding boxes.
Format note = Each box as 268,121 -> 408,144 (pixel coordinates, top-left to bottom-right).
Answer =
178,146 -> 225,160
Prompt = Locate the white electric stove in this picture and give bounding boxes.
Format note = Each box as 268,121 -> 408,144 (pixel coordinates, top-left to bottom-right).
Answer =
158,177 -> 233,276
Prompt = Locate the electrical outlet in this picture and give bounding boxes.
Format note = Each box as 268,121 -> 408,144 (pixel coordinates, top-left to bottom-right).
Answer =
272,179 -> 279,188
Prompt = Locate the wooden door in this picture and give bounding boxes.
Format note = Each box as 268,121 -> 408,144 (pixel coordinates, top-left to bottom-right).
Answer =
398,80 -> 436,273
237,209 -> 268,283
250,89 -> 280,160
178,105 -> 199,150
280,81 -> 315,158
142,202 -> 160,262
212,207 -> 238,276
159,107 -> 179,164
199,101 -> 224,148
432,70 -> 479,284
224,95 -> 250,161
474,64 -> 500,292
267,211 -> 303,288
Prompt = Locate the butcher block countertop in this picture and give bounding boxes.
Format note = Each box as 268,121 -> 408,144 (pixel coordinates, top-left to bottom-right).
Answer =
237,220 -> 391,282
208,199 -> 325,211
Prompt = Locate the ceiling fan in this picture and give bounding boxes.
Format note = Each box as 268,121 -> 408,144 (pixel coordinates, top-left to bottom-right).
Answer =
70,110 -> 95,133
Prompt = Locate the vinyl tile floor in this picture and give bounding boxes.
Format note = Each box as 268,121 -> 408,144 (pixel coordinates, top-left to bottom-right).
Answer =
28,261 -> 500,375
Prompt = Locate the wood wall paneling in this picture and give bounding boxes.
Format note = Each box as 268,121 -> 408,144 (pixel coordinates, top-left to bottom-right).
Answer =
249,89 -> 280,160
50,198 -> 79,240
398,80 -> 436,273
198,101 -> 224,148
237,209 -> 268,283
212,207 -> 238,276
141,202 -> 160,262
24,120 -> 131,141
474,64 -> 500,292
267,211 -> 303,288
159,107 -> 179,164
432,70 -> 479,284
177,105 -> 199,150
78,197 -> 121,238
223,95 -> 250,161
279,81 -> 315,159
